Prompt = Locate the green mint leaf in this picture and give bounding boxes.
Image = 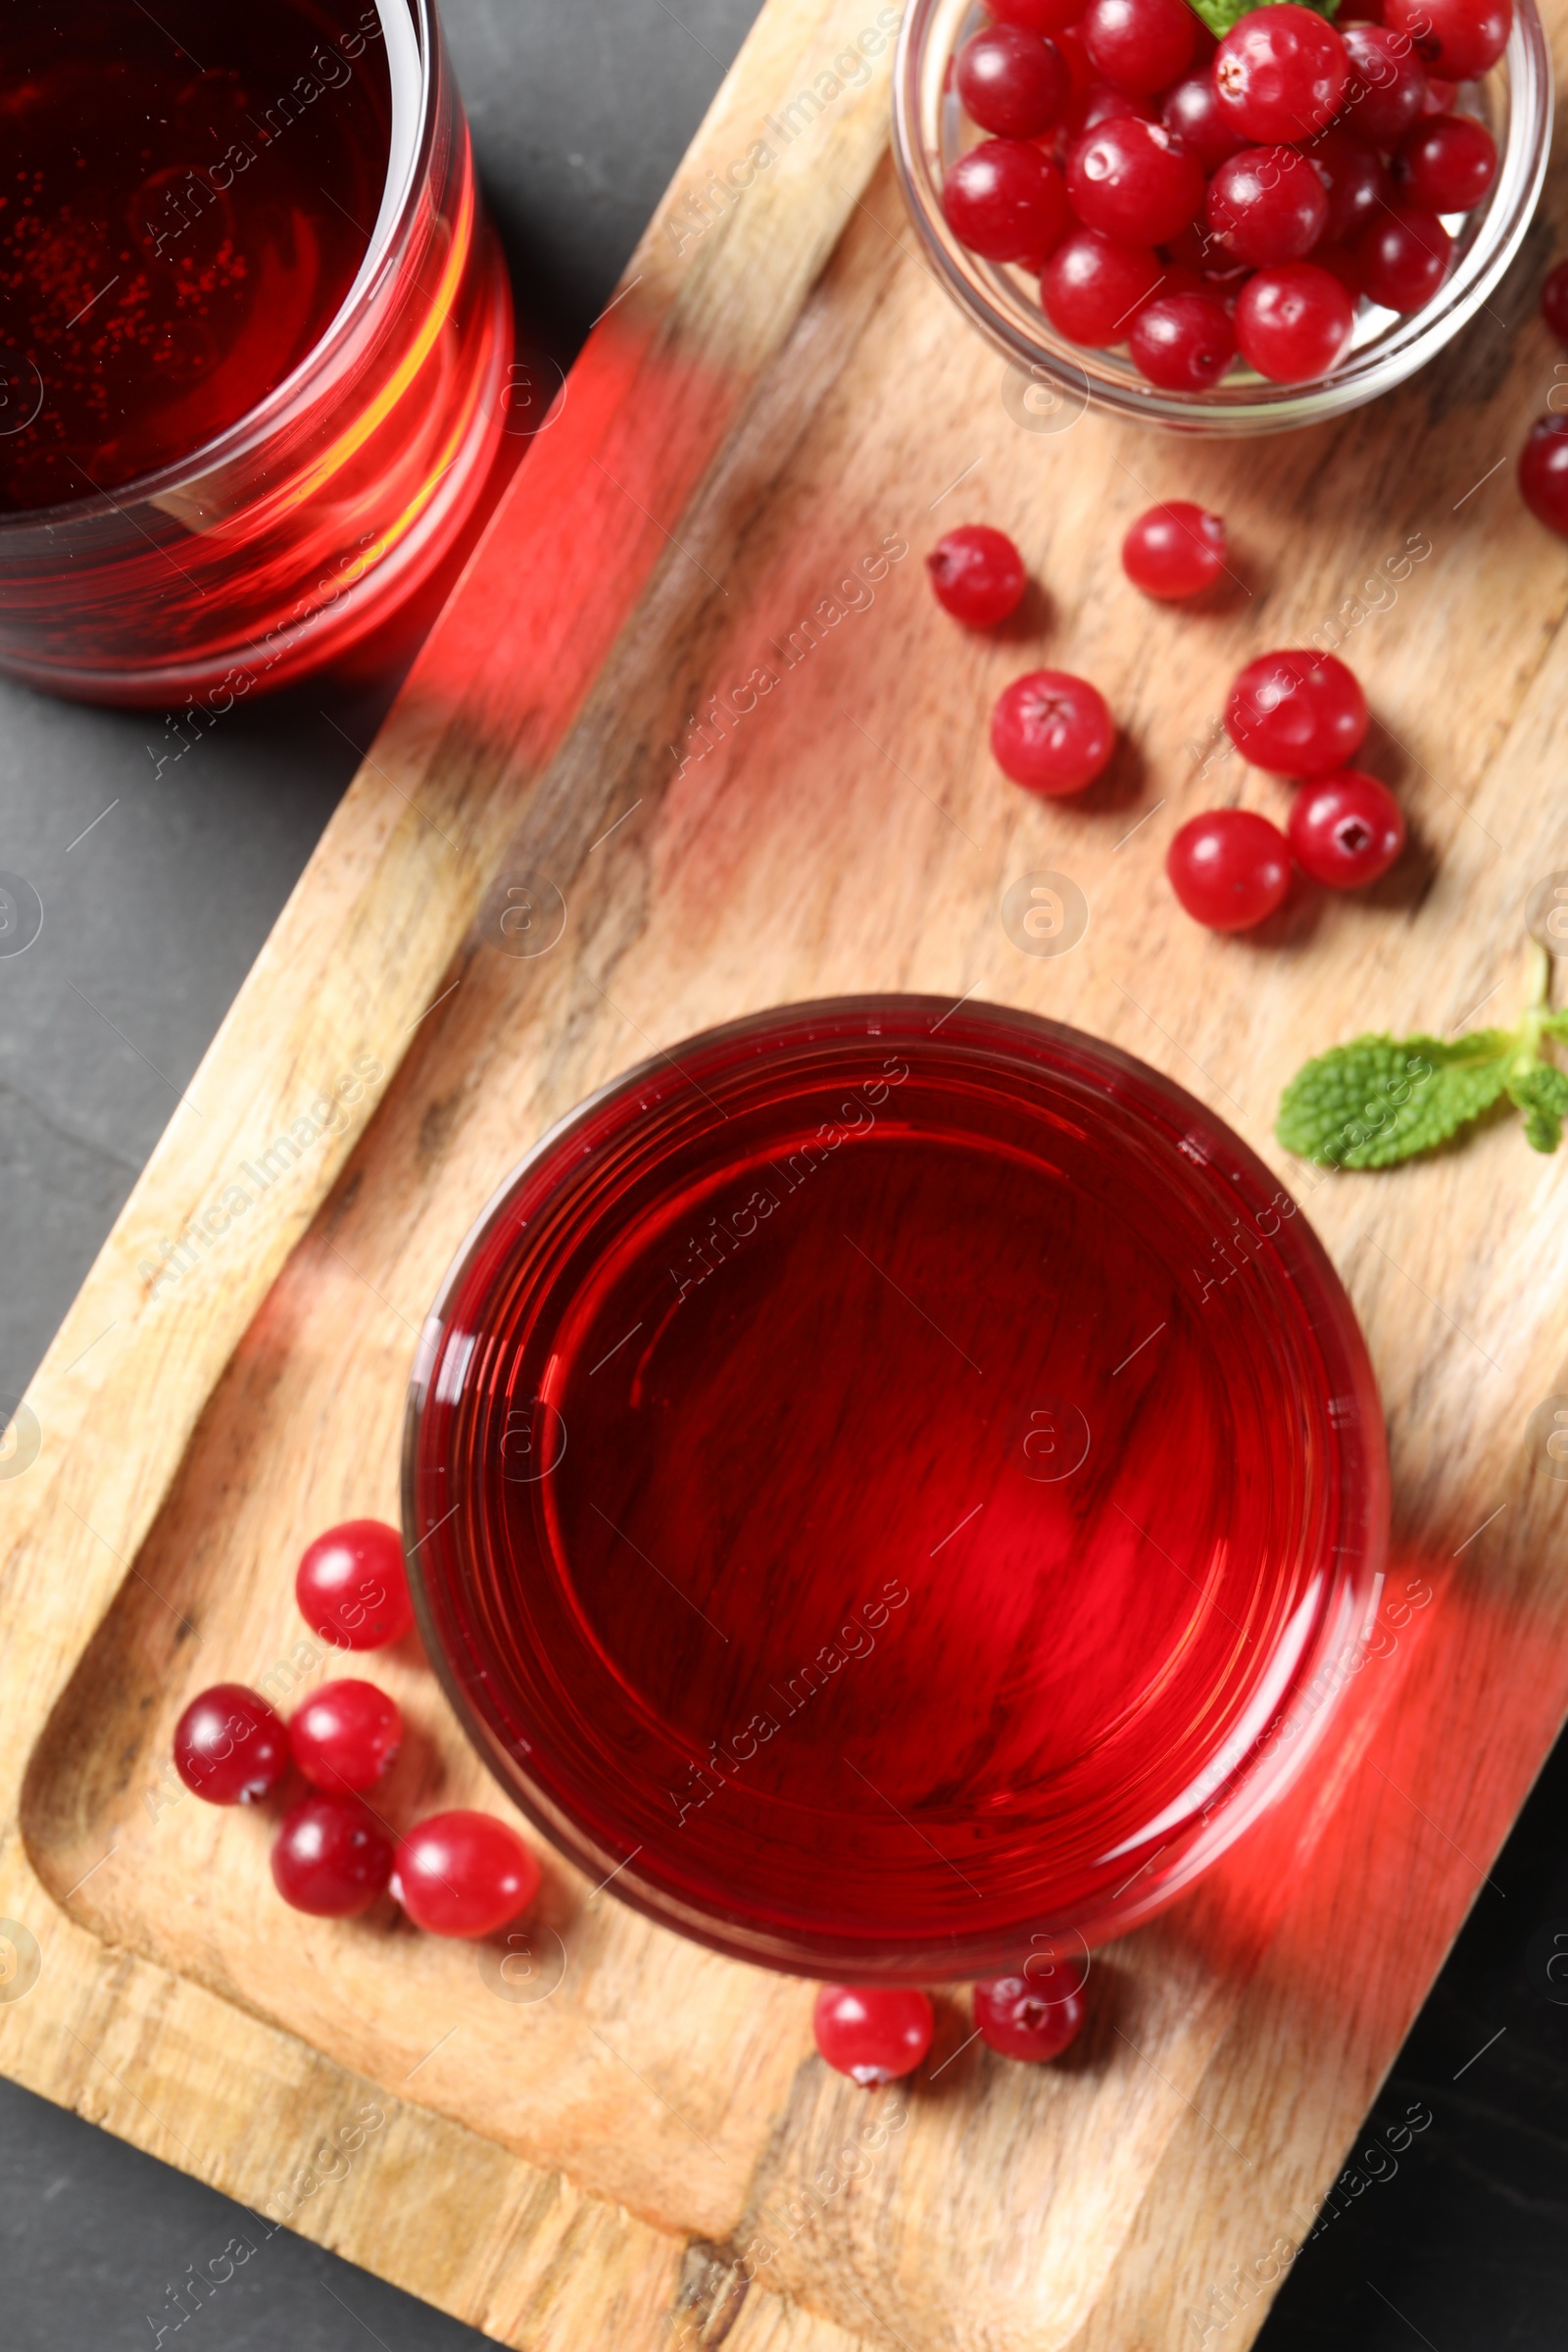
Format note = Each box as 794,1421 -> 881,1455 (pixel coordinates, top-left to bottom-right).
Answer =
1276,1030 -> 1515,1170
1186,0 -> 1339,37
1507,1062 -> 1568,1152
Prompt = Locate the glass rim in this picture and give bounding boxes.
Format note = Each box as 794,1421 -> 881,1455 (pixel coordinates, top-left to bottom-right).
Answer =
401,993 -> 1390,1979
892,0 -> 1553,436
0,0 -> 436,535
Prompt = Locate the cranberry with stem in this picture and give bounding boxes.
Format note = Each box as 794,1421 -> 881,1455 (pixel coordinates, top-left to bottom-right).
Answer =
1066,117 -> 1205,246
1041,227 -> 1163,342
1225,648 -> 1368,773
926,525 -> 1028,626
1122,501 -> 1229,598
1213,4 -> 1349,142
1235,261 -> 1356,382
392,1810 -> 543,1937
1289,769 -> 1405,886
1129,291 -> 1237,389
296,1518 -> 415,1650
992,670 -> 1115,793
944,138 -> 1071,262
974,1975 -> 1088,2060
956,24 -> 1070,139
173,1684 -> 289,1805
1167,809 -> 1293,931
271,1792 -> 393,1917
1206,147 -> 1329,269
288,1680 -> 404,1792
813,1986 -> 935,2084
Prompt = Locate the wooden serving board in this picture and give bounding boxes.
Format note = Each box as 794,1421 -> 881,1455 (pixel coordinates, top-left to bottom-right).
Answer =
7,3 -> 1568,2344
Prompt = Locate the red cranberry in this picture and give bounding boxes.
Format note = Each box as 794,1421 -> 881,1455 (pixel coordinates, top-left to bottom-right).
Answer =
1054,20 -> 1099,96
1519,414 -> 1568,536
1288,769 -> 1405,886
1167,809 -> 1293,931
1307,128 -> 1388,246
944,139 -> 1072,262
1080,0 -> 1197,96
990,0 -> 1091,34
1312,239 -> 1368,301
1214,5 -> 1348,143
1122,501 -> 1228,597
1129,291 -> 1237,388
271,1793 -> 393,1917
1236,261 -> 1356,380
974,1975 -> 1088,2060
1384,0 -> 1511,77
1394,113 -> 1497,211
1066,118 -> 1204,246
391,1809 -> 543,1937
296,1519 -> 415,1650
1206,147 -> 1329,268
1041,227 -> 1162,342
1543,260 -> 1568,343
927,525 -> 1027,625
1336,24 -> 1429,145
172,1684 -> 289,1805
992,669 -> 1115,793
1226,649 -> 1369,774
956,25 -> 1070,139
1354,204 -> 1451,310
288,1680 -> 403,1793
1161,72 -> 1249,171
813,1985 -> 934,2084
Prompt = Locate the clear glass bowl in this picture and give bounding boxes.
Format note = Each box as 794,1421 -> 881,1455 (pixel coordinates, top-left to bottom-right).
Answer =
404,998 -> 1389,1981
893,0 -> 1552,435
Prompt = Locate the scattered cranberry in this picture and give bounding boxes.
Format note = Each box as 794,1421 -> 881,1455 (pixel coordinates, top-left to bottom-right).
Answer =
1167,809 -> 1293,931
1160,72 -> 1248,171
1307,129 -> 1388,247
990,0 -> 1091,34
926,525 -> 1027,626
172,1684 -> 289,1805
1235,261 -> 1355,380
992,669 -> 1115,793
271,1792 -> 393,1917
296,1519 -> 415,1649
1355,204 -> 1451,311
1066,118 -> 1204,246
813,1985 -> 935,2084
1214,5 -> 1348,143
1394,113 -> 1496,211
1122,501 -> 1228,598
956,24 -> 1070,139
974,1975 -> 1088,2060
1543,261 -> 1568,343
944,138 -> 1071,262
1225,648 -> 1369,774
1206,147 -> 1329,268
1384,0 -> 1511,79
1080,0 -> 1197,96
391,1809 -> 543,1937
1288,769 -> 1405,886
1518,414 -> 1568,536
288,1680 -> 403,1793
1336,24 -> 1429,145
1129,291 -> 1237,388
1041,227 -> 1162,342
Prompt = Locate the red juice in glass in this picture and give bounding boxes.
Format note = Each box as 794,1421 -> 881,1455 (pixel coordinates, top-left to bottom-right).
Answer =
405,1000 -> 1387,1982
0,1 -> 512,703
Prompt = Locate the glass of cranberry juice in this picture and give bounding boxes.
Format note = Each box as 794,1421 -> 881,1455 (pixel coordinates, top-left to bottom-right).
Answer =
0,0 -> 512,705
405,999 -> 1388,1982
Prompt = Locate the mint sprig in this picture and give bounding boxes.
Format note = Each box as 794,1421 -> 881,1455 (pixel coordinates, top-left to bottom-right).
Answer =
1277,941 -> 1568,1171
1187,0 -> 1340,37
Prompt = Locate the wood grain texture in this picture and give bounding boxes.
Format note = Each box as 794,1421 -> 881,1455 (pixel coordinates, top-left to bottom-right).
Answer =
8,0 -> 1568,2346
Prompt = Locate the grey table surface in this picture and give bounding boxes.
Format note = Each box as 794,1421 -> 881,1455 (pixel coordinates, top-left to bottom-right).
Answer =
1,4 -> 1564,2346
